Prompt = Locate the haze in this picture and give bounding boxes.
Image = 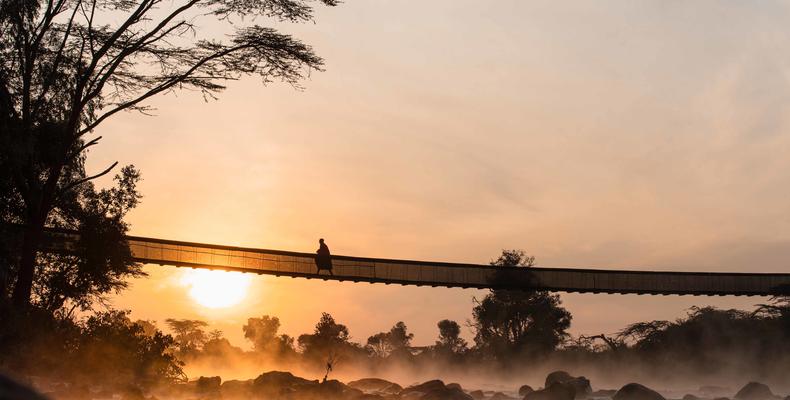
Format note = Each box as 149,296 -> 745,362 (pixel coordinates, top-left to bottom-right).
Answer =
86,0 -> 790,347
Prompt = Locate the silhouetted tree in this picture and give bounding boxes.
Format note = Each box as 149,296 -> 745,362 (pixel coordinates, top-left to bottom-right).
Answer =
2,167 -> 144,315
434,319 -> 467,355
471,249 -> 571,362
74,310 -> 184,387
0,0 -> 337,307
298,312 -> 357,361
165,318 -> 208,356
365,321 -> 414,358
608,305 -> 790,379
202,330 -> 245,360
135,319 -> 158,337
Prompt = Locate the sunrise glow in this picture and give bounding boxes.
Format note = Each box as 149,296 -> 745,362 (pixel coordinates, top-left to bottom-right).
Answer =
179,269 -> 253,309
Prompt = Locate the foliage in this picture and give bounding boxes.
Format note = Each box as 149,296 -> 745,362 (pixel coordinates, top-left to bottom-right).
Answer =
365,321 -> 414,359
0,0 -> 336,307
243,315 -> 293,355
613,305 -> 790,373
471,249 -> 572,362
0,307 -> 182,388
2,167 -> 145,314
490,249 -> 535,268
165,318 -> 208,356
297,312 -> 360,362
72,310 -> 184,387
434,319 -> 467,355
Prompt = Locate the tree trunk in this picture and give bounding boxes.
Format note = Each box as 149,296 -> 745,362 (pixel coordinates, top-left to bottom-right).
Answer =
11,216 -> 44,308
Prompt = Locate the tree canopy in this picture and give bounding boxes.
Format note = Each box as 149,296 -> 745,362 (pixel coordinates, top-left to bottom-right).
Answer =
365,321 -> 414,359
471,249 -> 572,362
0,0 -> 336,308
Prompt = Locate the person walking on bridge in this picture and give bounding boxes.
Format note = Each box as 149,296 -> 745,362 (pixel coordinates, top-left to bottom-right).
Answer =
315,238 -> 333,276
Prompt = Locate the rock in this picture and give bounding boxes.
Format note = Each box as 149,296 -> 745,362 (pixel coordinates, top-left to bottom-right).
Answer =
544,371 -> 592,399
348,378 -> 403,395
520,385 -> 535,397
0,374 -> 50,400
700,387 -> 730,398
469,390 -> 485,400
252,371 -> 319,397
525,383 -> 576,400
491,392 -> 516,400
196,376 -> 221,394
735,383 -> 775,400
592,390 -> 618,398
546,372 -> 575,388
221,379 -> 253,398
421,387 -> 474,400
683,395 -> 702,400
402,380 -> 448,396
613,383 -> 665,400
447,383 -> 463,391
293,379 -> 363,400
401,380 -> 473,400
357,395 -> 387,400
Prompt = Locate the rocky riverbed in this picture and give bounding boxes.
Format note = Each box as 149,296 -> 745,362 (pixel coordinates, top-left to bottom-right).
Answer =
3,370 -> 789,400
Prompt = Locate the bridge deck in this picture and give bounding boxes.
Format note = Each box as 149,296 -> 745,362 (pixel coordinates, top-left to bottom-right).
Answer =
122,235 -> 789,296
33,229 -> 790,296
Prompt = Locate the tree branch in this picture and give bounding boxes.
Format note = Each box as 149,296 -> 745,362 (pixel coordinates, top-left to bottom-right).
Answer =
58,161 -> 119,195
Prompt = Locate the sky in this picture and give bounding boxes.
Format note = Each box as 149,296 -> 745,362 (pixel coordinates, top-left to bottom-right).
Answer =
83,0 -> 790,348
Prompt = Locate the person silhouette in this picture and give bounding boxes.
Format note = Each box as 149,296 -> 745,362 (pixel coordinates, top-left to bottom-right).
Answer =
315,238 -> 333,276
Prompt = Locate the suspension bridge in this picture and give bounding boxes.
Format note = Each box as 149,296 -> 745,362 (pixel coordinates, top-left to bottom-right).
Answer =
34,228 -> 790,297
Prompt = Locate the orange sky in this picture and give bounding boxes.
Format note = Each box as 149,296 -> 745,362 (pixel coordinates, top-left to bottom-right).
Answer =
83,1 -> 790,348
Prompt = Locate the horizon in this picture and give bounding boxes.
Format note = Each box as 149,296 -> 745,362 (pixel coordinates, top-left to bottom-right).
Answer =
79,0 -> 790,349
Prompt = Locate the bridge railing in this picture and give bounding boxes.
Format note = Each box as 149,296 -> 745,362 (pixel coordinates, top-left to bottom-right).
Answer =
27,226 -> 790,296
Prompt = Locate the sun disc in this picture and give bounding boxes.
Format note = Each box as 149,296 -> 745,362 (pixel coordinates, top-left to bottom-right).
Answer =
179,269 -> 252,308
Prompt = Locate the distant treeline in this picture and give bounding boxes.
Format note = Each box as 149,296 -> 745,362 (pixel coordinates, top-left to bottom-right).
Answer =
2,250 -> 790,391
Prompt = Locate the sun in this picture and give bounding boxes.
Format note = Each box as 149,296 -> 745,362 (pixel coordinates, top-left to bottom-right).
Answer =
179,269 -> 253,309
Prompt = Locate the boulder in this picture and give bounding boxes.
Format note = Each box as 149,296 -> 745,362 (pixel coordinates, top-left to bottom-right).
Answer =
546,372 -> 575,388
221,379 -> 253,398
357,395 -> 387,400
196,376 -> 221,394
469,390 -> 485,400
545,371 -> 592,399
402,380 -> 448,396
700,387 -> 730,398
421,387 -> 474,400
525,383 -> 576,400
735,383 -> 775,400
519,385 -> 535,397
0,374 -> 50,400
252,371 -> 319,398
292,379 -> 364,400
447,383 -> 463,391
348,378 -> 403,395
613,383 -> 665,400
401,380 -> 473,400
491,392 -> 516,400
592,390 -> 618,398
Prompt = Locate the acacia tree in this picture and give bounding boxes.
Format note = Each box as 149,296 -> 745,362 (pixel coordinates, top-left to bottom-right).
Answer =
471,250 -> 572,362
164,318 -> 208,356
434,319 -> 467,355
0,0 -> 336,307
365,321 -> 414,358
